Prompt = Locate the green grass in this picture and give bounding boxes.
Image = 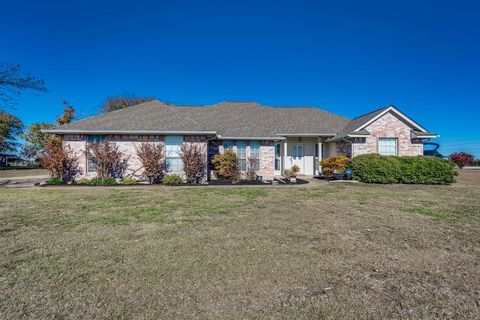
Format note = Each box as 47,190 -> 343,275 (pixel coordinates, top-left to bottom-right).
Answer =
1,170 -> 479,319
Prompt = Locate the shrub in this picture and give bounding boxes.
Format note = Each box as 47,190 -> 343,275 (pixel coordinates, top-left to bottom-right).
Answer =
136,142 -> 164,184
121,177 -> 137,185
87,140 -> 129,179
449,152 -> 474,169
163,174 -> 183,185
46,177 -> 64,185
181,143 -> 206,183
320,156 -> 350,179
350,154 -> 455,184
76,177 -> 91,185
399,156 -> 455,184
88,177 -> 117,186
283,164 -> 300,179
211,150 -> 240,183
40,136 -> 81,182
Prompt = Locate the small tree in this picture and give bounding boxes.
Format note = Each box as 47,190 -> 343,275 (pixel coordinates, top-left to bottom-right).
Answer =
56,100 -> 75,125
320,156 -> 351,179
211,149 -> 240,183
0,110 -> 23,153
180,143 -> 206,183
20,122 -> 54,162
87,140 -> 128,179
40,136 -> 80,182
136,142 -> 164,183
449,152 -> 474,169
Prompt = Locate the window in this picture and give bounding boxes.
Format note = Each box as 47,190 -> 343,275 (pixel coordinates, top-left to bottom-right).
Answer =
165,136 -> 183,172
292,144 -> 303,159
378,138 -> 398,156
249,141 -> 260,171
223,140 -> 233,151
274,144 -> 281,171
237,141 -> 247,171
87,135 -> 106,172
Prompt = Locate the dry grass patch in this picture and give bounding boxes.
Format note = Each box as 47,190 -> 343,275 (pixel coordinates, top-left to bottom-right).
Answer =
1,171 -> 479,319
0,168 -> 48,178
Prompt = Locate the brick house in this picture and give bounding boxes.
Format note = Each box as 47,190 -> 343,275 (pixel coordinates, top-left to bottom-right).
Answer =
45,101 -> 437,181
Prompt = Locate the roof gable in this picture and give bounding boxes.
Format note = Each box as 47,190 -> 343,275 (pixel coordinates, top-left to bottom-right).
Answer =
329,105 -> 431,141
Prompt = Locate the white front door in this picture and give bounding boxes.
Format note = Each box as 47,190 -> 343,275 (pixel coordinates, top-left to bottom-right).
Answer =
291,143 -> 304,174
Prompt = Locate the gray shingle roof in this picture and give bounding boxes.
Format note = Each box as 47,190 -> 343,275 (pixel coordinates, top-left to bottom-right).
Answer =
327,106 -> 391,141
49,100 -> 351,138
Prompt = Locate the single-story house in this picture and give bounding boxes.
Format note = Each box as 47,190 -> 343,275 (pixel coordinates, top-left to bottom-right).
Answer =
0,153 -> 20,168
45,100 -> 438,180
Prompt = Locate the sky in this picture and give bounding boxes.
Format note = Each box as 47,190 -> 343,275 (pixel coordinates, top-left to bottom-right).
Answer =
1,0 -> 479,157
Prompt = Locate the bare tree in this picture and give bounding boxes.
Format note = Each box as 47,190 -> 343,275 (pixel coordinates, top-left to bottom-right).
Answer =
0,63 -> 48,109
101,94 -> 156,113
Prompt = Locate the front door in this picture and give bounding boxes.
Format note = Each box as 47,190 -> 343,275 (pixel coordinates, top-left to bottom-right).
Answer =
291,143 -> 304,174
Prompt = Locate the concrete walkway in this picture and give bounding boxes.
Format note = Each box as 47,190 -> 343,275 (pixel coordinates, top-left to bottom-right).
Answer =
0,175 -> 49,188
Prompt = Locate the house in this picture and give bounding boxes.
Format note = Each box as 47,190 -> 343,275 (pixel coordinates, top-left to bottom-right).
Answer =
0,153 -> 20,168
45,101 -> 438,180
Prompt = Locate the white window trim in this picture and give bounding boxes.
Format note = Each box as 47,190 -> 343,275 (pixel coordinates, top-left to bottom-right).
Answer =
377,137 -> 398,156
165,136 -> 184,173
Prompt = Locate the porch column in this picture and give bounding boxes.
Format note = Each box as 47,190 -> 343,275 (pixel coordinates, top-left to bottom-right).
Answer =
318,138 -> 323,175
283,139 -> 288,172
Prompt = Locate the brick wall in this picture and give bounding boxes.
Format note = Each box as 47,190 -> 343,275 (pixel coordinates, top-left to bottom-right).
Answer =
63,134 -> 165,179
259,141 -> 274,180
208,139 -> 275,180
352,111 -> 424,156
335,141 -> 352,157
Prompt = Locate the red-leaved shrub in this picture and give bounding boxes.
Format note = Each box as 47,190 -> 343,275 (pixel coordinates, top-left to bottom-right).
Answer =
449,152 -> 474,169
180,143 -> 206,183
87,140 -> 129,179
40,136 -> 81,182
136,142 -> 164,184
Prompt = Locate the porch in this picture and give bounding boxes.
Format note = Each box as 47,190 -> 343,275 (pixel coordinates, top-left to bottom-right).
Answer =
274,135 -> 335,177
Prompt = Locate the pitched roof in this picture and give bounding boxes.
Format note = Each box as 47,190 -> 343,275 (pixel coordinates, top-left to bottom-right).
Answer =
48,100 -> 350,138
328,105 -> 434,141
328,106 -> 391,141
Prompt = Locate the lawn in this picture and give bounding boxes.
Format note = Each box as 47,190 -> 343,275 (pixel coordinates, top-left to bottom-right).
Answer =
0,168 -> 49,178
1,171 -> 479,319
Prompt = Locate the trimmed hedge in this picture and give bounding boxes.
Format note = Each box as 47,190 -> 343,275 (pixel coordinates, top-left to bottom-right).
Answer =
350,154 -> 455,184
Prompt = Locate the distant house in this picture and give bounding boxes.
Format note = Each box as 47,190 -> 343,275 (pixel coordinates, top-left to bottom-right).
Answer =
0,153 -> 20,168
45,101 -> 438,180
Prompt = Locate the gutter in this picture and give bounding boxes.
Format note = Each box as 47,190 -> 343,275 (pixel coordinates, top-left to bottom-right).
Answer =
216,135 -> 286,141
42,129 -> 218,135
275,133 -> 336,137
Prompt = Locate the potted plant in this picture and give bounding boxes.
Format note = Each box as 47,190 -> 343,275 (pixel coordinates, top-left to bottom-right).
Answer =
283,164 -> 300,183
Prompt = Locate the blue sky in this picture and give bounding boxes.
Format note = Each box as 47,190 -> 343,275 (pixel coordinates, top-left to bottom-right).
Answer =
2,0 -> 479,157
